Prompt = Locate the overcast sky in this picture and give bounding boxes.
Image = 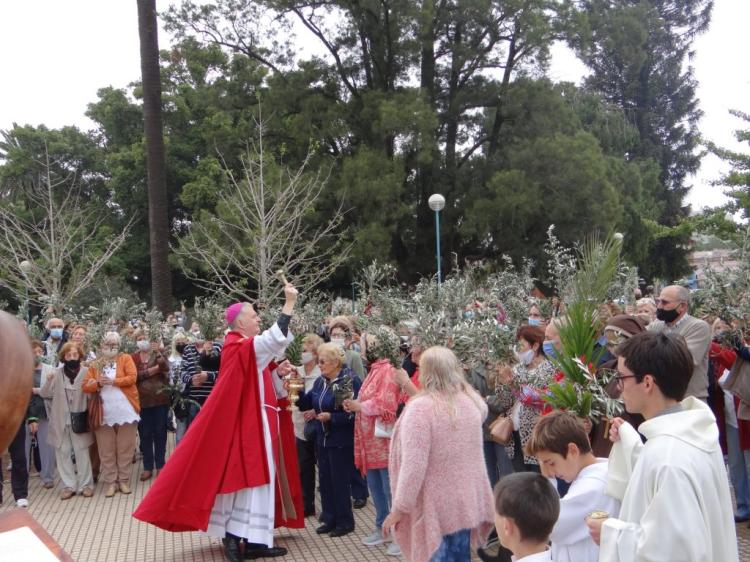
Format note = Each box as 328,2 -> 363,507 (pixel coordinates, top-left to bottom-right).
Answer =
0,0 -> 747,211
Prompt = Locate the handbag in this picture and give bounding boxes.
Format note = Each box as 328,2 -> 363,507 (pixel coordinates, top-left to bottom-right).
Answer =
489,402 -> 521,445
374,419 -> 394,439
87,392 -> 103,432
70,411 -> 88,434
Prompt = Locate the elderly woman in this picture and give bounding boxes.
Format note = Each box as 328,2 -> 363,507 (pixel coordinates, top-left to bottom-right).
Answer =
40,342 -> 94,499
26,340 -> 57,489
635,297 -> 657,325
132,330 -> 170,481
296,342 -> 362,538
294,333 -> 324,517
383,346 -> 494,562
83,332 -> 140,497
343,331 -> 403,555
496,325 -> 556,473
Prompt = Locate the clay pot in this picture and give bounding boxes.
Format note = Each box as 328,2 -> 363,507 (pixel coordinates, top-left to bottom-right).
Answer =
0,311 -> 33,451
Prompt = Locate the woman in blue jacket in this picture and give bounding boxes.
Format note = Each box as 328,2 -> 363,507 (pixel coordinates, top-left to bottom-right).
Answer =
297,342 -> 362,537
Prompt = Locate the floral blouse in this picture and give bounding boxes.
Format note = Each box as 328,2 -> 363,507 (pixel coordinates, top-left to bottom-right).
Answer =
495,358 -> 556,465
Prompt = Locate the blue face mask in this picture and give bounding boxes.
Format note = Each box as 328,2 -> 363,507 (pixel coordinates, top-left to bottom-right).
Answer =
542,340 -> 557,358
528,318 -> 541,326
464,310 -> 475,320
50,328 -> 63,339
597,335 -> 608,347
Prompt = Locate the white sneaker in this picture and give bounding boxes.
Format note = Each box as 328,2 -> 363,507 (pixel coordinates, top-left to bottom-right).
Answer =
15,498 -> 29,508
362,529 -> 385,546
386,542 -> 402,556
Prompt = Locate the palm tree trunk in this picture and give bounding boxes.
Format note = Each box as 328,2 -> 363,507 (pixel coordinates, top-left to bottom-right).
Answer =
137,0 -> 172,313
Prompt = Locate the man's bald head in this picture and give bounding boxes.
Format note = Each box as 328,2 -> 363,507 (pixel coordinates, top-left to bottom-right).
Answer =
661,285 -> 690,305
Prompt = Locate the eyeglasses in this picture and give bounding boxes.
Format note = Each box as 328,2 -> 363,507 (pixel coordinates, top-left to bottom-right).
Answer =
614,374 -> 637,387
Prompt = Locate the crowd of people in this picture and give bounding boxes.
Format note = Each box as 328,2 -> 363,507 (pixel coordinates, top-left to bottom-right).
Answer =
0,280 -> 743,562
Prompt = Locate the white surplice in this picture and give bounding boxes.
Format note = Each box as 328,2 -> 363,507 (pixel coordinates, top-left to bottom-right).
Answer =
550,459 -> 620,562
600,397 -> 738,562
205,324 -> 292,546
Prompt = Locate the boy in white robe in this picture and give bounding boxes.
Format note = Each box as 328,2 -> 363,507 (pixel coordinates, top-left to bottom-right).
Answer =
586,331 -> 738,562
493,472 -> 559,562
525,411 -> 620,562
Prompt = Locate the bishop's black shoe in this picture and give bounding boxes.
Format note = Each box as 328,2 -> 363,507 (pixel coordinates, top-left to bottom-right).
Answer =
243,546 -> 288,559
353,498 -> 367,509
222,536 -> 242,562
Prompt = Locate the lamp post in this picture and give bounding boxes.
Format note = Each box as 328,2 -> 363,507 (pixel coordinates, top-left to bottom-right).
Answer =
428,193 -> 445,284
19,260 -> 31,325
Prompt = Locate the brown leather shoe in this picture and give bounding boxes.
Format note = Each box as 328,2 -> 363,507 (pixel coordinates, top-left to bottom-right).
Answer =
140,470 -> 152,481
119,482 -> 131,494
81,487 -> 94,498
104,484 -> 117,498
60,488 -> 74,500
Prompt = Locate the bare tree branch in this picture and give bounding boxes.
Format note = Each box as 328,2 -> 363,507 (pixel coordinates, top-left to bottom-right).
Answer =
174,113 -> 351,304
0,147 -> 133,313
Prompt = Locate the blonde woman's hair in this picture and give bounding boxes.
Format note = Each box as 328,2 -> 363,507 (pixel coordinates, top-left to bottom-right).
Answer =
317,342 -> 345,367
302,333 -> 324,351
418,346 -> 483,422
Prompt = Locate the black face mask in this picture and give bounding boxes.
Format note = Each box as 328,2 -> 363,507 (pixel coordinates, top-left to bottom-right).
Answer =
64,359 -> 81,370
175,343 -> 187,354
656,307 -> 680,323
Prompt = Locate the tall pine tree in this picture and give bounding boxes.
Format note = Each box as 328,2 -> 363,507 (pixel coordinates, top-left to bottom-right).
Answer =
569,0 -> 712,280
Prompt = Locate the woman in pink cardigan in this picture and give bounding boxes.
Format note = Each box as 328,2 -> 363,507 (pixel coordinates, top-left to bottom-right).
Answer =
383,346 -> 495,562
344,331 -> 403,556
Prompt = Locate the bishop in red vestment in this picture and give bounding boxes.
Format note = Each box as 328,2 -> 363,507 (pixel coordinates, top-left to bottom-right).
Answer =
133,285 -> 304,561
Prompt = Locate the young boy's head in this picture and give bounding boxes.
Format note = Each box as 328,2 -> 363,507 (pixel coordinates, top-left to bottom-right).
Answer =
494,472 -> 559,554
525,411 -> 594,483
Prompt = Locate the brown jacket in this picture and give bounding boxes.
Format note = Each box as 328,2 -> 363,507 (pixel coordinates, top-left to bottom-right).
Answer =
132,351 -> 170,409
83,354 -> 140,414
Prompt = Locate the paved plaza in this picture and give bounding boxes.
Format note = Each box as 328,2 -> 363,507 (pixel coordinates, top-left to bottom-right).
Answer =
3,435 -> 750,561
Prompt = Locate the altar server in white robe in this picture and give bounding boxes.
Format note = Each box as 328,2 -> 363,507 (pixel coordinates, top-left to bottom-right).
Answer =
526,411 -> 620,562
586,331 -> 738,562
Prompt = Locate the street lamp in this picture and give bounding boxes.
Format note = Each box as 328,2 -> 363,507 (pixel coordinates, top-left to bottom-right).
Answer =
19,260 -> 32,325
428,193 -> 445,284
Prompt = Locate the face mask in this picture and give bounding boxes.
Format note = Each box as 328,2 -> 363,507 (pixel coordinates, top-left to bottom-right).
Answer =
515,349 -> 535,365
137,340 -> 151,352
528,318 -> 541,326
102,347 -> 118,358
50,328 -> 63,339
542,341 -> 557,359
34,355 -> 42,365
656,307 -> 680,323
331,338 -> 346,349
464,310 -> 475,320
64,359 -> 81,370
301,351 -> 314,364
175,343 -> 187,354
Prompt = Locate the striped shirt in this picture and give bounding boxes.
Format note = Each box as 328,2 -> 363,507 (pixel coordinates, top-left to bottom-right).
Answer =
180,342 -> 222,404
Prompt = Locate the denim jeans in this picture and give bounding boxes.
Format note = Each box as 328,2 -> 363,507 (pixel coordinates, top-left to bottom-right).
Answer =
138,404 -> 169,470
429,528 -> 472,562
727,423 -> 750,518
483,440 -> 513,489
175,401 -> 201,445
367,468 -> 391,529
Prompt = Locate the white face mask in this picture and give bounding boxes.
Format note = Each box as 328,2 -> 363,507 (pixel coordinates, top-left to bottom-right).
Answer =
331,338 -> 346,349
102,347 -> 118,359
515,349 -> 535,366
301,351 -> 314,364
136,340 -> 151,352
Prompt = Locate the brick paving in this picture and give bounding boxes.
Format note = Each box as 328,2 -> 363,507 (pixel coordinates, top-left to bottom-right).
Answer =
2,435 -> 750,561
